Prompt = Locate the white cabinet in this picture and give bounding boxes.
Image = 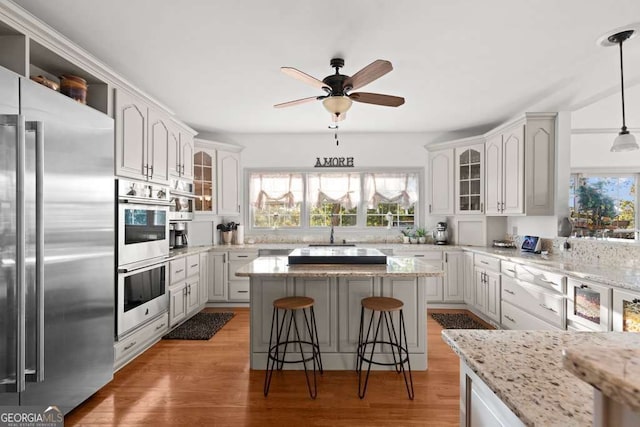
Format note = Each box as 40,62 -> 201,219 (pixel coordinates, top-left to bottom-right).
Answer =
114,88 -> 169,184
428,148 -> 454,215
217,150 -> 241,216
501,276 -> 565,330
293,277 -> 338,353
472,254 -> 501,323
485,113 -> 556,216
381,277 -> 426,353
169,283 -> 187,327
613,288 -> 640,332
168,254 -> 201,328
193,144 -> 216,215
455,143 -> 484,214
567,277 -> 611,331
199,251 -> 209,306
208,252 -> 228,302
114,313 -> 169,371
395,250 -> 442,303
463,251 -> 474,306
337,277 -> 376,352
168,122 -> 195,180
444,251 -> 464,302
227,250 -> 258,302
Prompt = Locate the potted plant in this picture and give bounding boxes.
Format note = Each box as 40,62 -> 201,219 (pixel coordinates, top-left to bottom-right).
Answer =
415,228 -> 427,244
217,222 -> 237,244
401,227 -> 413,244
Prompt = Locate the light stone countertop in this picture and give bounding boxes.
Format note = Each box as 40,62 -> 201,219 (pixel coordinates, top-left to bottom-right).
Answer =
563,346 -> 640,412
235,255 -> 444,278
441,330 -> 640,427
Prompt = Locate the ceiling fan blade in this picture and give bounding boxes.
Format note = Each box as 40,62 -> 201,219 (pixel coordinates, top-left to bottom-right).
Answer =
274,96 -> 319,108
281,67 -> 330,90
349,92 -> 405,107
345,60 -> 393,91
331,112 -> 346,122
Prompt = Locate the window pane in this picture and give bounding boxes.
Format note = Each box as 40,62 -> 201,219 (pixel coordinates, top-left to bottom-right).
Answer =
308,173 -> 360,227
250,173 -> 303,228
570,175 -> 636,240
364,173 -> 418,228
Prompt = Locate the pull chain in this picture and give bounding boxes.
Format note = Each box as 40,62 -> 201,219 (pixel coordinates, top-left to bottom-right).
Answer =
335,131 -> 339,146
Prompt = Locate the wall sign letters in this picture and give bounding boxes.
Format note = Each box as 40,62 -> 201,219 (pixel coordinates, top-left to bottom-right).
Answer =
314,157 -> 354,168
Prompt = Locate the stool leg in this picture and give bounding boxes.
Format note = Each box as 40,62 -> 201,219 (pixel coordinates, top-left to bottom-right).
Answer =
278,309 -> 295,371
292,310 -> 317,399
304,306 -> 323,375
358,309 -> 383,399
399,309 -> 414,400
264,306 -> 278,396
383,311 -> 401,373
357,305 -> 375,375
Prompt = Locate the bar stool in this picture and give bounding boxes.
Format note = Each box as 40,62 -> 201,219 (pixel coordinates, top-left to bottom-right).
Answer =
264,296 -> 323,399
356,296 -> 414,400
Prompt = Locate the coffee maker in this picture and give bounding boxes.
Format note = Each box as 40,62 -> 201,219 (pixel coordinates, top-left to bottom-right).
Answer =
434,222 -> 448,245
170,222 -> 189,249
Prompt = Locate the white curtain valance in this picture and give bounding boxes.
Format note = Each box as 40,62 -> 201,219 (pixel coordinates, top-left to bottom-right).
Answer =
252,174 -> 300,209
310,173 -> 360,210
365,173 -> 417,210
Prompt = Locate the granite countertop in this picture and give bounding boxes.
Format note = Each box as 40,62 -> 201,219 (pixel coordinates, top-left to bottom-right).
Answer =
235,255 -> 444,278
441,330 -> 640,427
563,346 -> 640,412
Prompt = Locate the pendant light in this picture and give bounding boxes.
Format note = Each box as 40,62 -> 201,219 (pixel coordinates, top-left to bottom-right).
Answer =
600,29 -> 638,152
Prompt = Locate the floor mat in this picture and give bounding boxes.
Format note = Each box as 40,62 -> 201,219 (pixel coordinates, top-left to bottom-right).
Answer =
430,313 -> 489,330
163,312 -> 235,340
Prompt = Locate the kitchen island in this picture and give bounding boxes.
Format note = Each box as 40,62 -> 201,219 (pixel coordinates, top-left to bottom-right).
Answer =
236,254 -> 444,370
442,329 -> 640,426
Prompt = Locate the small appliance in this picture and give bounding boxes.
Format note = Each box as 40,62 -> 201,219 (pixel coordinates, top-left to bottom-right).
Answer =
434,222 -> 448,245
170,222 -> 189,249
521,235 -> 542,253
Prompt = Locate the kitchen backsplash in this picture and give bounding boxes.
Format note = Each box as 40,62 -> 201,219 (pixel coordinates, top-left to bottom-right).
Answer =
549,237 -> 640,268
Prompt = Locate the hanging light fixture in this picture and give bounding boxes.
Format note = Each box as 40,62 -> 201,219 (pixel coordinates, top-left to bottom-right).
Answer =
599,28 -> 639,152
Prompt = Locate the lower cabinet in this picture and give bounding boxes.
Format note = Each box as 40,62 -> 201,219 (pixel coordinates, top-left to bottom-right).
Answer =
227,250 -> 259,302
612,288 -> 640,332
114,313 -> 169,371
207,252 -> 228,302
472,256 -> 501,323
199,251 -> 209,306
444,251 -> 464,302
501,300 -> 560,331
168,254 -> 202,328
463,251 -> 475,306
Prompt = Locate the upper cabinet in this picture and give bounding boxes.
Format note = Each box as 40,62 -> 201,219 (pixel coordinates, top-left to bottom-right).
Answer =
485,113 -> 555,216
194,143 -> 216,215
115,88 -> 169,185
168,121 -> 195,180
455,142 -> 484,214
217,150 -> 241,216
428,148 -> 454,215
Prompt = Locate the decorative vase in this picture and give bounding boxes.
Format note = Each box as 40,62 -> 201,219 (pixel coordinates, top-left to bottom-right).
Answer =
418,237 -> 426,244
402,236 -> 410,244
221,231 -> 233,244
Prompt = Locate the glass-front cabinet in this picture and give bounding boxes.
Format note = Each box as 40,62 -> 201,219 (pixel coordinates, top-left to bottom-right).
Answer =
194,147 -> 216,214
613,288 -> 640,332
567,278 -> 611,331
455,143 -> 484,214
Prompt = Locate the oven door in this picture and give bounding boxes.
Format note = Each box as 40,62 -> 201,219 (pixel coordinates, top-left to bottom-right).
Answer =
117,260 -> 168,338
118,201 -> 170,266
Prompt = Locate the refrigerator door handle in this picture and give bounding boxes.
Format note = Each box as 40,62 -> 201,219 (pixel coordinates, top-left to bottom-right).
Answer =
26,120 -> 45,383
16,114 -> 27,393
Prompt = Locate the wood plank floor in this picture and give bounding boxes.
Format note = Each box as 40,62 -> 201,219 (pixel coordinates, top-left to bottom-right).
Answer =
65,308 -> 490,426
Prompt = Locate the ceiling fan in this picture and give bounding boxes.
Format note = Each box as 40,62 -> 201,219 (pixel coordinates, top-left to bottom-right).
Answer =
274,58 -> 405,122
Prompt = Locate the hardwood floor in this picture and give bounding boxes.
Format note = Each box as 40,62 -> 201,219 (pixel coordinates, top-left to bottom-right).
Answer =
66,308 -> 487,426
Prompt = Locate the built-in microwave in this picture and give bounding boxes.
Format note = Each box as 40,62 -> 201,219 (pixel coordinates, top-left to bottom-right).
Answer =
117,260 -> 168,338
117,179 -> 171,266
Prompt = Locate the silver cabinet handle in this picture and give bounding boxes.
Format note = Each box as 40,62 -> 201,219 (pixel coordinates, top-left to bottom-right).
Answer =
505,269 -> 515,273
238,290 -> 249,293
445,253 -> 448,263
414,254 -> 425,257
501,202 -> 505,212
540,278 -> 555,284
539,304 -> 557,313
175,268 -> 184,274
237,255 -> 249,258
155,323 -> 166,331
504,315 -> 515,323
123,341 -> 137,351
429,204 -> 432,213
480,260 -> 489,265
497,202 -> 500,212
504,289 -> 515,295
148,165 -> 154,178
190,264 -> 198,268
480,202 -> 484,213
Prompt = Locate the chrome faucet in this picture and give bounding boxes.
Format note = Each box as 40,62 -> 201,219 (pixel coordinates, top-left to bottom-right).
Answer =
329,214 -> 335,244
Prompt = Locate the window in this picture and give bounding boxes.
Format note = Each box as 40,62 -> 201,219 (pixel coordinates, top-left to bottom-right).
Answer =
248,170 -> 420,230
249,173 -> 303,228
569,173 -> 637,240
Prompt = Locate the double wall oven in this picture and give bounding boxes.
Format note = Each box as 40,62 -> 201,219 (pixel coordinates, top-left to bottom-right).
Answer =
116,179 -> 171,339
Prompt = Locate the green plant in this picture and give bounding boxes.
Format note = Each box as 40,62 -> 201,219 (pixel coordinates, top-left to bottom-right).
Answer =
401,227 -> 414,237
415,227 -> 427,237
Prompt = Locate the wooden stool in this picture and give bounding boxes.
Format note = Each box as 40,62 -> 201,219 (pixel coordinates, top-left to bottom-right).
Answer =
264,296 -> 323,399
356,296 -> 414,399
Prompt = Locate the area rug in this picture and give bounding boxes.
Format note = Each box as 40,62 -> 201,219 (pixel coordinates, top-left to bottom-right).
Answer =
163,312 -> 235,340
430,313 -> 489,330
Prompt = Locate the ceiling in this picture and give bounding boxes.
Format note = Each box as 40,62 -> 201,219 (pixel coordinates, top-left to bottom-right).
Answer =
15,0 -> 640,137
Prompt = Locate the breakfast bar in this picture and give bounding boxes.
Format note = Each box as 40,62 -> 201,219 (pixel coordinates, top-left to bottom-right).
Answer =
235,250 -> 444,370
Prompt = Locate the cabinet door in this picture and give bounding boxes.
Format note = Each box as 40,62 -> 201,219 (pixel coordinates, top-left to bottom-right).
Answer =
293,278 -> 338,352
525,117 -> 555,215
455,144 -> 484,214
612,289 -> 640,332
168,126 -> 180,177
114,89 -> 147,180
444,252 -> 464,302
502,124 -> 524,214
199,251 -> 209,306
208,252 -> 227,301
567,278 -> 611,331
251,277 -> 288,352
484,134 -> 502,215
169,284 -> 187,327
147,108 -> 170,184
485,270 -> 501,322
186,278 -> 200,315
217,150 -> 240,215
381,277 -> 425,353
180,134 -> 195,179
428,148 -> 454,215
194,148 -> 216,214
425,276 -> 443,303
463,252 -> 475,305
337,277 -> 376,352
474,267 -> 486,313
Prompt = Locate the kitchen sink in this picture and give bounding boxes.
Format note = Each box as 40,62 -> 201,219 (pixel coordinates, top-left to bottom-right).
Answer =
308,243 -> 356,247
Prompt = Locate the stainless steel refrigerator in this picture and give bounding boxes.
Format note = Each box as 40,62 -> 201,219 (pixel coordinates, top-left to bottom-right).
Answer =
0,65 -> 114,413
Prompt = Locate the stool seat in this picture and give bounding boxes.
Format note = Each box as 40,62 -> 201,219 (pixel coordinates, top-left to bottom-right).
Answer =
273,296 -> 314,310
361,296 -> 403,312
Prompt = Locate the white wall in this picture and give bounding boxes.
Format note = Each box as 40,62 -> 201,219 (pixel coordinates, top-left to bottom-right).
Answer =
571,133 -> 640,169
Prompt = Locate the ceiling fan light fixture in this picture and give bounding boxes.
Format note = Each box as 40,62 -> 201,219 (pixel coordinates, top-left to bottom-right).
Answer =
322,96 -> 352,115
611,129 -> 639,152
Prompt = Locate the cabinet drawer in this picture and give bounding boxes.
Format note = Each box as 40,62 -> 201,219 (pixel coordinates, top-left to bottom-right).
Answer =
395,250 -> 442,261
515,264 -> 565,293
501,277 -> 564,328
229,280 -> 250,300
115,314 -> 168,364
501,301 -> 561,331
501,261 -> 517,278
474,254 -> 500,272
186,254 -> 199,277
170,258 -> 187,284
229,251 -> 259,262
